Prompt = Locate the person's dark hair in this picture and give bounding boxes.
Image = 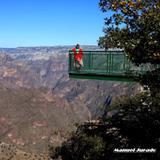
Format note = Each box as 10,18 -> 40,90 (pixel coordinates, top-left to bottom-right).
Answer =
75,44 -> 80,49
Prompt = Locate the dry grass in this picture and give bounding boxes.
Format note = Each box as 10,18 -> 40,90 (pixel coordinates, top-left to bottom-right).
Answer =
0,142 -> 51,160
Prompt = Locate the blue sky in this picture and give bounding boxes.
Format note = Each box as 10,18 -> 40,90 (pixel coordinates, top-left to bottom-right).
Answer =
0,0 -> 105,47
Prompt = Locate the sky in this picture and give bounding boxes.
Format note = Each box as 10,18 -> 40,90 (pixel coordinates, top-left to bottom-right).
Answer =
0,0 -> 106,47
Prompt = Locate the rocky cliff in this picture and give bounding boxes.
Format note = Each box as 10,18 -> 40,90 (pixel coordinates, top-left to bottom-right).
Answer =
0,46 -> 140,154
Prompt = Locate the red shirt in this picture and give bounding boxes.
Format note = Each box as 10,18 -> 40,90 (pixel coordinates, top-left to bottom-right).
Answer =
72,48 -> 83,61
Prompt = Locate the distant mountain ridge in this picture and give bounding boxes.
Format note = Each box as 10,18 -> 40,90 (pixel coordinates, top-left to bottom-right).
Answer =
0,45 -> 101,54
0,45 -> 101,61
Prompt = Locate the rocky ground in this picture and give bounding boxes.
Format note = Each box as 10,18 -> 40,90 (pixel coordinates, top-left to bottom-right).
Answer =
0,142 -> 51,160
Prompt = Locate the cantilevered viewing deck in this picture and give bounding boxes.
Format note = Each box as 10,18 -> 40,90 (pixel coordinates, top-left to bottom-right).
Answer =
68,50 -> 159,82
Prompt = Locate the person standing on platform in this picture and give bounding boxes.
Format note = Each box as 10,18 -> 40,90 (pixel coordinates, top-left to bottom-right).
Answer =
72,44 -> 84,70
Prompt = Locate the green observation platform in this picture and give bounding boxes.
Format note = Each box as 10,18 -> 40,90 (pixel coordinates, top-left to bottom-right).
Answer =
68,50 -> 160,82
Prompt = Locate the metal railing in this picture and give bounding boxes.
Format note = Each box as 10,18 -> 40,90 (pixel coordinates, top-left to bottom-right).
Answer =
68,50 -> 159,78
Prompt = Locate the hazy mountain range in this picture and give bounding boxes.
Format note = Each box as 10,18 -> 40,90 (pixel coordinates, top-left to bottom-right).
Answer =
0,46 -> 140,155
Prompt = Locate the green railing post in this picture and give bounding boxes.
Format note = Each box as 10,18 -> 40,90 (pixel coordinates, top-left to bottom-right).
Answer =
91,52 -> 93,71
111,52 -> 114,74
89,51 -> 91,70
88,51 -> 90,70
109,52 -> 111,75
106,52 -> 109,75
106,52 -> 108,75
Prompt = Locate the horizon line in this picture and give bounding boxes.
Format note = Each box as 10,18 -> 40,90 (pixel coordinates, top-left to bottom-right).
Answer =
0,44 -> 99,49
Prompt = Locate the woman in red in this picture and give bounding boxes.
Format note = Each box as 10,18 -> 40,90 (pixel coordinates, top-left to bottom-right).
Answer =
72,44 -> 84,69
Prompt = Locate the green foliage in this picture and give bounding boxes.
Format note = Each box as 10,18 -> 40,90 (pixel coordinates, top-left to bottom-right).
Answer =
98,0 -> 160,93
52,92 -> 160,160
60,133 -> 105,160
98,0 -> 160,65
139,68 -> 160,96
